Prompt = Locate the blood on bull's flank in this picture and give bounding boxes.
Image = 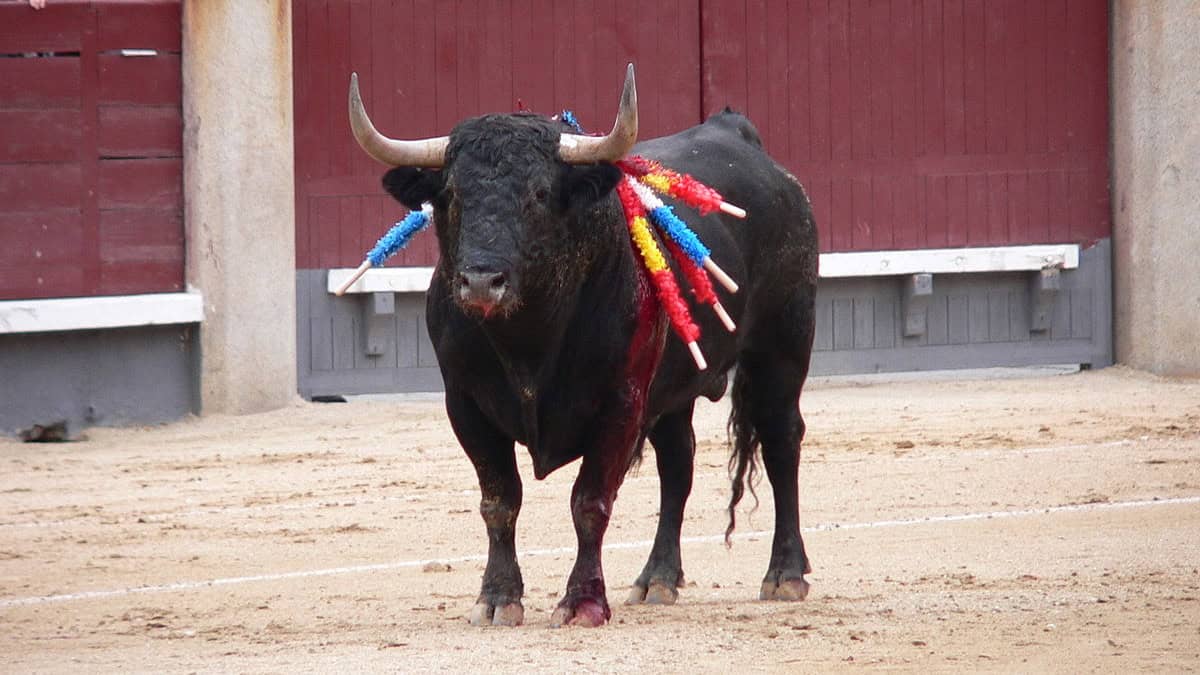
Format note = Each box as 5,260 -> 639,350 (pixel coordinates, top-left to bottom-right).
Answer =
347,64 -> 820,627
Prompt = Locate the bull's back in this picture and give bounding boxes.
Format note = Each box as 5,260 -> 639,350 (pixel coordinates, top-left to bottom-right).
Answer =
634,112 -> 819,415
634,112 -> 818,297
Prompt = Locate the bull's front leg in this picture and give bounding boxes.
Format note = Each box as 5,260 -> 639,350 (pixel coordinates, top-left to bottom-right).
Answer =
548,439 -> 632,628
446,390 -> 525,627
549,268 -> 665,628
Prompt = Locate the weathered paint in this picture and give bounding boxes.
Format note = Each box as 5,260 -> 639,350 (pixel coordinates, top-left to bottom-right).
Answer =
701,0 -> 1111,253
1112,0 -> 1200,375
0,1 -> 184,301
293,0 -> 1110,270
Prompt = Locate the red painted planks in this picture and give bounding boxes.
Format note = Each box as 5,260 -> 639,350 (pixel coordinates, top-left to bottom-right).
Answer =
786,0 -> 811,164
97,53 -> 180,105
97,158 -> 181,210
986,173 -> 1008,245
830,177 -> 853,251
871,174 -> 894,249
698,0 -> 1108,253
0,266 -> 88,301
291,0 -> 1110,263
868,0 -> 892,159
97,105 -> 182,158
701,0 -> 747,115
808,0 -> 831,163
0,3 -> 87,54
0,57 -> 81,109
98,206 -> 185,294
95,0 -> 181,52
1024,0 -> 1048,154
961,0 -> 987,155
98,208 -> 183,260
925,174 -> 948,248
0,210 -> 85,267
0,109 -> 82,162
890,0 -> 917,161
1044,0 -> 1068,154
983,0 -> 1007,154
941,0 -> 965,157
0,163 -> 82,211
919,0 -> 944,157
847,0 -> 871,161
99,261 -> 183,295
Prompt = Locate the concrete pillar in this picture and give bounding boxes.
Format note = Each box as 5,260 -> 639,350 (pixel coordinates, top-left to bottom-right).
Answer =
1111,1 -> 1200,376
182,1 -> 298,413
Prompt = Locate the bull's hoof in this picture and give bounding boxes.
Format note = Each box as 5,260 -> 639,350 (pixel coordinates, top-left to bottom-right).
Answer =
759,577 -> 810,601
625,581 -> 679,605
466,600 -> 524,627
550,598 -> 609,628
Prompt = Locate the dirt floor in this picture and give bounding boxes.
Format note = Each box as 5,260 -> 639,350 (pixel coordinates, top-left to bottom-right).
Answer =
2,365 -> 1199,673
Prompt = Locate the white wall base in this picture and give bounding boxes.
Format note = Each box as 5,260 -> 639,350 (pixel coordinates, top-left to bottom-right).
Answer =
326,244 -> 1081,295
0,291 -> 204,334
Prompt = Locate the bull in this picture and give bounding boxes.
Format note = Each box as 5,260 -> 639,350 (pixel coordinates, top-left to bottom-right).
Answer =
349,65 -> 818,627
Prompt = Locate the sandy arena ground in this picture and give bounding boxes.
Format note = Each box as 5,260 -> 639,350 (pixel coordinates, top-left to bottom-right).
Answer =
2,365 -> 1199,673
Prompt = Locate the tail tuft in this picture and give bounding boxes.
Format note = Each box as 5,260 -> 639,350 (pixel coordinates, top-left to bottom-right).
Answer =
725,365 -> 761,545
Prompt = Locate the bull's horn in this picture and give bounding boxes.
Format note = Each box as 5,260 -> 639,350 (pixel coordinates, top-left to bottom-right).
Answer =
348,73 -> 448,168
558,63 -> 638,164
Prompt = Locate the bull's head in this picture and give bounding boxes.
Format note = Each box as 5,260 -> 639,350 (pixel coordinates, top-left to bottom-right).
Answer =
349,65 -> 638,319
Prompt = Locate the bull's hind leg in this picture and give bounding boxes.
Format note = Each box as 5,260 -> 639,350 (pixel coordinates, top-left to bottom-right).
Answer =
734,350 -> 813,601
730,283 -> 816,601
627,403 -> 696,605
446,391 -> 525,627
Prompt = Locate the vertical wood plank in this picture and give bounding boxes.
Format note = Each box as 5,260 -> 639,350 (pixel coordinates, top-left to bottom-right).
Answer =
848,0 -> 872,160
809,0 -> 832,163
942,0 -> 966,156
947,294 -> 969,344
920,0 -> 945,157
833,297 -> 854,350
869,0 -> 893,158
961,0 -> 987,155
828,0 -> 852,162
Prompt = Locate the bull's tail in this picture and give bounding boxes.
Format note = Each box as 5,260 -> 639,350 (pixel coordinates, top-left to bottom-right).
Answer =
725,364 -> 761,545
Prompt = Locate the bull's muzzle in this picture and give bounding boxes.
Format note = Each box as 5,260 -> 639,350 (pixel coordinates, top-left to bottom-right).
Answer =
457,268 -> 509,316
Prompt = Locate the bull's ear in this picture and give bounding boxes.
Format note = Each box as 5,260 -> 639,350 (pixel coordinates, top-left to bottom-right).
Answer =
562,163 -> 622,212
382,167 -> 445,210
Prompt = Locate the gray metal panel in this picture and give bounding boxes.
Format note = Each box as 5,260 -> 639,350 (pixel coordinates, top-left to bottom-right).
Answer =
808,239 -> 1113,376
0,325 -> 198,437
297,271 -> 447,398
294,239 -> 1114,396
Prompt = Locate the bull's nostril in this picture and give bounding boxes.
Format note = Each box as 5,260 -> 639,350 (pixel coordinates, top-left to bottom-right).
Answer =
458,269 -> 509,307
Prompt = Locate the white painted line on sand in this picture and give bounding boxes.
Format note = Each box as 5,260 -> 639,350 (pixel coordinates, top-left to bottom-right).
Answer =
3,437 -> 1176,531
2,494 -> 1197,609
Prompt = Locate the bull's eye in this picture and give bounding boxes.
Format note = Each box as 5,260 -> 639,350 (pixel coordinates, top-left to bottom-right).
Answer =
533,188 -> 549,203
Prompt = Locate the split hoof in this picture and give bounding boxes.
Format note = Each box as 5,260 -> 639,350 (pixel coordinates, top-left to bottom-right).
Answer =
550,599 -> 609,628
626,582 -> 679,605
466,601 -> 524,627
760,577 -> 810,602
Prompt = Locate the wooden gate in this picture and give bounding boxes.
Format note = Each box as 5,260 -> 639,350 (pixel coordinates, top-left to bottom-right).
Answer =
293,0 -> 1111,397
701,0 -> 1110,253
0,0 -> 184,301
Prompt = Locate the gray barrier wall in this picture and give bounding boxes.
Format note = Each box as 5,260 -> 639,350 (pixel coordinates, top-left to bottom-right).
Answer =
297,240 -> 1112,398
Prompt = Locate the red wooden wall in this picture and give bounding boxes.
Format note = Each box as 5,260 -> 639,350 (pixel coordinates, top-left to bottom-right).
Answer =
293,0 -> 1111,269
701,0 -> 1110,252
0,0 -> 183,301
293,0 -> 702,270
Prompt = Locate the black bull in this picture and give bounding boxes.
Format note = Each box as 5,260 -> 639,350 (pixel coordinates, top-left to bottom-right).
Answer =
371,101 -> 817,627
